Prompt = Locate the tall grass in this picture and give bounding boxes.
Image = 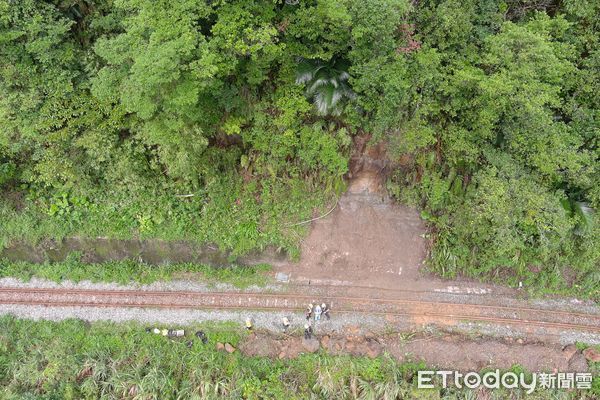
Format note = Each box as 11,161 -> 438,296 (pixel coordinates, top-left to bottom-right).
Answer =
0,254 -> 272,288
0,317 -> 596,399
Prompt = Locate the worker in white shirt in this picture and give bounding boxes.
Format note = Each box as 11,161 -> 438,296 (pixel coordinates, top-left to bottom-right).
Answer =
314,304 -> 322,321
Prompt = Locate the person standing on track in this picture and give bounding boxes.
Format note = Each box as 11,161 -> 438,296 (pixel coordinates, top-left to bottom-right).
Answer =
321,303 -> 330,320
306,303 -> 313,321
304,323 -> 313,339
314,304 -> 322,321
282,317 -> 290,332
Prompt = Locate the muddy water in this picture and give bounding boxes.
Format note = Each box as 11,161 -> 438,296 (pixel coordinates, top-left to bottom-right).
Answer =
0,237 -> 287,266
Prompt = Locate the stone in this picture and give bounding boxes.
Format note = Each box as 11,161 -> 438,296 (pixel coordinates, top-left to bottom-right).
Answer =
224,343 -> 236,353
302,338 -> 320,353
275,272 -> 289,283
320,335 -> 330,349
365,340 -> 382,358
583,347 -> 600,363
345,341 -> 356,353
568,353 -> 589,372
562,344 -> 578,360
216,342 -> 225,351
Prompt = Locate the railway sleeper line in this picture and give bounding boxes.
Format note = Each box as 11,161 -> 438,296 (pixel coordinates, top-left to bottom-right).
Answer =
0,286 -> 597,320
0,287 -> 599,334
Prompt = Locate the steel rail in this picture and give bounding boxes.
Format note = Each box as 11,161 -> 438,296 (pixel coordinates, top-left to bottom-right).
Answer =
0,287 -> 599,333
0,287 -> 597,321
1,298 -> 599,333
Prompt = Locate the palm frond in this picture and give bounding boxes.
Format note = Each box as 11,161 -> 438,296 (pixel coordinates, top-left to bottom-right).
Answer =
295,60 -> 317,84
314,83 -> 336,115
295,57 -> 354,116
562,199 -> 595,235
573,201 -> 594,229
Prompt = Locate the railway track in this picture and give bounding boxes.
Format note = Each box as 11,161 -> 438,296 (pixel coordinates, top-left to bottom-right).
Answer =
1,287 -> 599,334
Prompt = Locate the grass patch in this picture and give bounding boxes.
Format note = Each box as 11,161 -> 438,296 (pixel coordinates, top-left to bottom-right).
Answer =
0,316 -> 595,399
0,177 -> 328,259
0,254 -> 273,288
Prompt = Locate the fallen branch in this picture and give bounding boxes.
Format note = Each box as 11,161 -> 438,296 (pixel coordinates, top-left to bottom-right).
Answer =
175,194 -> 195,198
284,197 -> 339,227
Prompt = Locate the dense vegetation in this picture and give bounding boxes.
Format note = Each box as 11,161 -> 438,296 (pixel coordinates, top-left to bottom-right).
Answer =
0,316 -> 597,399
0,255 -> 272,288
1,1 -> 598,294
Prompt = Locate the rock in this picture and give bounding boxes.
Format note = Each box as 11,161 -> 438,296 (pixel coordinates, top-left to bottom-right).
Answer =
516,338 -> 524,344
583,347 -> 600,363
325,338 -> 344,355
365,340 -> 382,358
284,337 -> 305,358
216,342 -> 225,351
568,353 -> 589,372
302,338 -> 320,353
278,351 -> 286,359
345,341 -> 356,353
562,344 -> 578,360
225,343 -> 236,353
239,334 -> 281,358
320,335 -> 330,349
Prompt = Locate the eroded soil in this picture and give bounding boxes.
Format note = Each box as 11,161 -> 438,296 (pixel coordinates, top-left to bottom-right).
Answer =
275,136 -> 510,296
240,331 -> 591,373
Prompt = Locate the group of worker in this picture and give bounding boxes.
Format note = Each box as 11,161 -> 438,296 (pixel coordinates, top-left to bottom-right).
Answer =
305,302 -> 330,322
244,302 -> 331,339
303,302 -> 330,339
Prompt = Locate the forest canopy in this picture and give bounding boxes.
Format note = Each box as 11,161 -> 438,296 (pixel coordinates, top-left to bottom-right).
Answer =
0,0 -> 598,296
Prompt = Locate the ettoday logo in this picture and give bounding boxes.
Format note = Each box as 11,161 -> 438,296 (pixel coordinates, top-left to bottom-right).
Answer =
417,370 -> 593,393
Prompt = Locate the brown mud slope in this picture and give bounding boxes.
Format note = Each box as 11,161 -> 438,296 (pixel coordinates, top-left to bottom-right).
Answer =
285,192 -> 427,287
277,137 -> 444,291
240,332 -> 591,373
